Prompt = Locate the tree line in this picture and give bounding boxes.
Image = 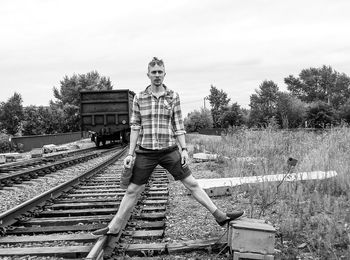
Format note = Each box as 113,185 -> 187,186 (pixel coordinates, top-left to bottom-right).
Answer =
1,65 -> 350,137
0,71 -> 112,136
185,65 -> 350,132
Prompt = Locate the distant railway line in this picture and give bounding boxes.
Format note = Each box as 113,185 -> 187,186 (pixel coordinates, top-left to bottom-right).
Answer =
0,145 -> 119,189
0,146 -> 96,173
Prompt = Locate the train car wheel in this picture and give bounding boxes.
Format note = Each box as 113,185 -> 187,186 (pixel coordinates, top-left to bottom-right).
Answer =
124,131 -> 130,144
121,131 -> 130,144
95,137 -> 100,147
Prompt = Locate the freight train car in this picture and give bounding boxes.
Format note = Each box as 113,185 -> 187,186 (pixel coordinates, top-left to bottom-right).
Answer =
80,89 -> 135,147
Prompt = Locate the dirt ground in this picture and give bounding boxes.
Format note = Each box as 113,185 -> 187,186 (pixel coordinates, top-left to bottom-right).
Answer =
160,159 -> 245,260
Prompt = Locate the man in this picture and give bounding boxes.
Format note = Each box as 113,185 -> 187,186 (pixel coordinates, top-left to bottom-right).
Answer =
92,57 -> 243,236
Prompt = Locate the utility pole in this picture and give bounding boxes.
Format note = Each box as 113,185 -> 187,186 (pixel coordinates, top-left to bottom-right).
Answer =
204,96 -> 209,109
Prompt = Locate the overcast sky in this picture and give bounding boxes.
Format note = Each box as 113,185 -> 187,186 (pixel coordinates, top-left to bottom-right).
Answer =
1,0 -> 350,116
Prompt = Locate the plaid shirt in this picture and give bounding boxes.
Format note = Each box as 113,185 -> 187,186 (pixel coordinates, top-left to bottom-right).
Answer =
130,85 -> 186,150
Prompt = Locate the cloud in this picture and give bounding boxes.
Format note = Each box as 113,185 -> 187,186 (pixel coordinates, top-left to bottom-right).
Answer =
1,0 -> 350,117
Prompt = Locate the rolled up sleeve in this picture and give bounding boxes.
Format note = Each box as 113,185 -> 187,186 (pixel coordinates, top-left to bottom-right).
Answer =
130,95 -> 141,130
172,93 -> 186,136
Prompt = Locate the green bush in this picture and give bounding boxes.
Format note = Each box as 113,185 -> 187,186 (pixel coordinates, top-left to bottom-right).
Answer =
0,133 -> 15,153
186,128 -> 350,259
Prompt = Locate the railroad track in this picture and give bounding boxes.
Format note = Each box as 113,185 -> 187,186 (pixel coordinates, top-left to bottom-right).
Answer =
0,145 -> 97,173
107,168 -> 169,258
0,147 -> 171,259
0,144 -> 121,189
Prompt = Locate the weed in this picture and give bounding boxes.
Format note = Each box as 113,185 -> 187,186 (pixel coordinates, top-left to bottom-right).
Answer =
186,128 -> 350,259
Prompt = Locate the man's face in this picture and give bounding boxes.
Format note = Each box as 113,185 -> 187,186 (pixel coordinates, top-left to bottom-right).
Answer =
147,65 -> 166,87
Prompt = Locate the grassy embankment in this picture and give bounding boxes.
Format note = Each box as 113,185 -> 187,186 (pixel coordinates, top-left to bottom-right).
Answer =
186,128 -> 350,259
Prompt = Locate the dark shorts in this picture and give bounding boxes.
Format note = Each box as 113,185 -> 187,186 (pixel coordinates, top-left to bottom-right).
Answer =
130,145 -> 192,185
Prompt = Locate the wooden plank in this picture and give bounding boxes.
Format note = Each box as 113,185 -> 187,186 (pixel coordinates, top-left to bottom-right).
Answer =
86,180 -> 119,183
150,182 -> 168,186
141,206 -> 166,212
85,181 -> 119,185
143,200 -> 168,205
49,201 -> 120,208
0,233 -> 96,244
130,220 -> 165,229
38,207 -> 118,217
79,185 -> 120,189
135,212 -> 165,220
115,257 -> 162,260
6,223 -> 107,234
93,177 -> 119,180
0,245 -> 92,257
152,172 -> 167,175
150,182 -> 169,185
149,187 -> 168,191
150,178 -> 168,181
231,219 -> 276,232
167,237 -> 227,253
66,192 -> 124,197
124,230 -> 164,238
133,230 -> 164,238
94,174 -> 121,177
121,243 -> 166,255
74,189 -> 123,193
18,215 -> 114,226
148,191 -> 168,196
144,196 -> 168,200
38,209 -> 166,218
198,171 -> 338,197
54,197 -> 120,203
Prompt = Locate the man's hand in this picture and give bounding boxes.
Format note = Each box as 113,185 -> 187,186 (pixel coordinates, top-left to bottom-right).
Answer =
181,150 -> 189,167
124,155 -> 133,168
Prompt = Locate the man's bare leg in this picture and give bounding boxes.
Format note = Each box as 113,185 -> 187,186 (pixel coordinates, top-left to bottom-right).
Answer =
181,175 -> 217,213
181,175 -> 244,225
92,183 -> 145,235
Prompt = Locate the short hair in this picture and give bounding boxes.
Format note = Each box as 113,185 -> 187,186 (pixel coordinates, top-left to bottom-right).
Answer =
148,57 -> 165,71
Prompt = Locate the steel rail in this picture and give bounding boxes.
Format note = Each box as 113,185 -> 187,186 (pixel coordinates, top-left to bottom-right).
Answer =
0,153 -> 98,182
0,144 -> 123,188
0,146 -> 127,228
0,146 -> 96,171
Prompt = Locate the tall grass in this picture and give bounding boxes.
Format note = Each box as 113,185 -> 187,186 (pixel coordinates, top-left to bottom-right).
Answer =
186,128 -> 350,259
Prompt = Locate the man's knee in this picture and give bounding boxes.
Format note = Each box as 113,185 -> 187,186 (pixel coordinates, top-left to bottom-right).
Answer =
182,176 -> 200,191
125,183 -> 144,197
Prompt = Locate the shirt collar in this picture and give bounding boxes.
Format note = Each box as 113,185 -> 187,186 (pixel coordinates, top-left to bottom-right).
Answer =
145,85 -> 170,97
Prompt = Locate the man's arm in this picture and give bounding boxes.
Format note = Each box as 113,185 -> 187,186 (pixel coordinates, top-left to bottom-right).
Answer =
172,93 -> 188,166
125,94 -> 141,168
176,133 -> 189,167
124,129 -> 139,168
128,129 -> 140,156
176,133 -> 186,149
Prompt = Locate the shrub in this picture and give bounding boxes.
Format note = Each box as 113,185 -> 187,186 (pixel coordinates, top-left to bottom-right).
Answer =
0,133 -> 15,153
184,108 -> 213,133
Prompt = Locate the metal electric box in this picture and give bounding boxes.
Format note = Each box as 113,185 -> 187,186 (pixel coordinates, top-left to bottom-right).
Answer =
30,148 -> 43,158
228,218 -> 276,255
0,154 -> 6,164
